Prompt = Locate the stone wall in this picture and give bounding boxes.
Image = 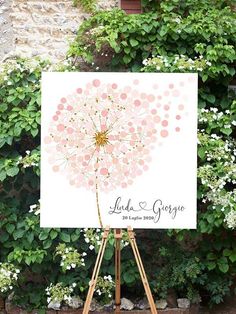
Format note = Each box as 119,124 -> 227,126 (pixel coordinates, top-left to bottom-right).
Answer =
0,0 -> 117,61
0,0 -> 13,59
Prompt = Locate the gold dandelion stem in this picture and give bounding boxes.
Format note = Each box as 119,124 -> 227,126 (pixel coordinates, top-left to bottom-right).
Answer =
96,182 -> 103,228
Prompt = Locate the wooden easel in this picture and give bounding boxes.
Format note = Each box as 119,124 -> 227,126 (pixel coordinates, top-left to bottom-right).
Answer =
82,226 -> 157,314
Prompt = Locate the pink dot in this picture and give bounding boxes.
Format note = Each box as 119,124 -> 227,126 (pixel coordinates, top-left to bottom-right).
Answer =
172,90 -> 180,97
134,99 -> 141,107
85,155 -> 90,161
161,130 -> 168,138
141,93 -> 146,99
89,180 -> 94,186
106,145 -> 114,153
112,83 -> 117,89
101,110 -> 108,117
154,116 -> 161,123
121,182 -> 127,188
120,93 -> 127,100
148,94 -> 155,102
162,120 -> 168,127
169,84 -> 174,89
164,91 -> 170,96
133,79 -> 139,85
100,168 -> 108,175
176,127 -> 180,132
178,104 -> 184,111
58,104 -> 64,110
151,109 -> 157,115
128,122 -> 133,126
176,115 -> 181,120
164,105 -> 170,111
67,105 -> 73,111
53,115 -> 58,121
143,165 -> 149,171
61,98 -> 66,103
101,124 -> 107,131
93,79 -> 100,87
142,120 -> 147,126
76,88 -> 82,94
53,165 -> 59,172
101,93 -> 107,99
129,127 -> 135,133
67,127 -> 74,134
57,124 -> 65,132
44,136 -> 52,144
56,111 -> 61,115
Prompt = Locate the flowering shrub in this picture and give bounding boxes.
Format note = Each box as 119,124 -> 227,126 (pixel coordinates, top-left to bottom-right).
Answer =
0,263 -> 20,294
95,275 -> 115,303
46,282 -> 77,306
55,243 -> 86,272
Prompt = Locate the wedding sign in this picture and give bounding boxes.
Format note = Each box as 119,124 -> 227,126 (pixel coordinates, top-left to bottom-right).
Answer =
41,72 -> 198,229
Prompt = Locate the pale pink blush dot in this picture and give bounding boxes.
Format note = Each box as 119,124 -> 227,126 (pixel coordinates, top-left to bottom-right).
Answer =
84,155 -> 90,161
151,109 -> 157,115
142,120 -> 147,126
53,165 -> 59,172
178,104 -> 184,111
58,104 -> 64,110
100,168 -> 108,175
44,136 -> 52,144
67,105 -> 73,111
162,120 -> 168,127
176,115 -> 181,120
53,115 -> 58,121
61,98 -> 66,103
154,116 -> 161,123
153,84 -> 158,89
120,93 -> 127,100
133,79 -> 139,85
176,127 -> 180,132
101,124 -> 107,131
56,111 -> 61,115
134,99 -> 141,107
89,180 -> 94,186
143,165 -> 149,171
180,81 -> 185,87
67,127 -> 74,134
112,83 -> 117,89
106,145 -> 114,153
124,86 -> 131,93
137,169 -> 142,176
164,105 -> 170,111
57,124 -> 65,132
164,91 -> 170,96
101,93 -> 107,99
161,130 -> 168,138
101,110 -> 108,117
93,79 -> 100,87
76,88 -> 82,94
141,93 -> 146,99
169,83 -> 174,89
158,96 -> 162,100
172,90 -> 180,97
129,127 -> 135,133
148,94 -> 155,102
121,182 -> 127,188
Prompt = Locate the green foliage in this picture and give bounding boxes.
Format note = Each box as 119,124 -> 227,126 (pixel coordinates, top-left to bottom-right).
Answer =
68,0 -> 236,307
72,0 -> 97,13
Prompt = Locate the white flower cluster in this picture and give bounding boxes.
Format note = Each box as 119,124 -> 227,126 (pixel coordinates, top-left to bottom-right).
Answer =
17,150 -> 39,169
55,243 -> 86,271
224,210 -> 236,229
142,54 -> 210,72
29,200 -> 40,216
45,282 -> 76,305
0,263 -> 20,293
95,275 -> 114,299
199,107 -> 234,129
83,228 -> 102,250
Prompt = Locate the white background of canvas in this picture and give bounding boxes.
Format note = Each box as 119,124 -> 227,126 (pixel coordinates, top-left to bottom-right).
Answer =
41,72 -> 198,229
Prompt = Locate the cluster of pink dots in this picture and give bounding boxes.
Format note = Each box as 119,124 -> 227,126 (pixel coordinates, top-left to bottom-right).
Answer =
45,78 -> 185,192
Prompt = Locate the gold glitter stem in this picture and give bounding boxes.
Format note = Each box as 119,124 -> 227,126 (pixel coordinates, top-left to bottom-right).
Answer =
96,182 -> 103,228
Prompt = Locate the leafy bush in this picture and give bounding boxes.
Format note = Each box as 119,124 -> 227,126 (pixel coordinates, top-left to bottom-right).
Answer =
68,0 -> 236,306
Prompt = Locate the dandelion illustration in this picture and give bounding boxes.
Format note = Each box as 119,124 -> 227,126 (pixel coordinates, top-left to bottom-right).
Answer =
44,78 -> 183,227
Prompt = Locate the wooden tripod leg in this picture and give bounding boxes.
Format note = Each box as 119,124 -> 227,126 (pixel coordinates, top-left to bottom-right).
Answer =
83,226 -> 110,314
115,229 -> 122,313
127,227 -> 157,314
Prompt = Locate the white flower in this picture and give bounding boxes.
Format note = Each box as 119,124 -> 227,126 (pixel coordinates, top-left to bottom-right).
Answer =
72,283 -> 76,287
89,245 -> 94,250
82,252 -> 87,256
71,263 -> 76,268
66,266 -> 71,270
47,297 -> 51,303
85,238 -> 90,243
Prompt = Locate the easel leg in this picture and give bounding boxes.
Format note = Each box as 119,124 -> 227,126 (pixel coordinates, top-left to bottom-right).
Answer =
127,227 -> 158,314
83,226 -> 110,314
115,229 -> 122,313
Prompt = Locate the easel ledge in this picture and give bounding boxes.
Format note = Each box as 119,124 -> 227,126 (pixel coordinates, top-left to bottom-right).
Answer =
82,226 -> 158,314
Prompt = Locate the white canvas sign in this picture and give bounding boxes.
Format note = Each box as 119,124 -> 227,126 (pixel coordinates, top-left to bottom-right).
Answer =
41,72 -> 198,229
